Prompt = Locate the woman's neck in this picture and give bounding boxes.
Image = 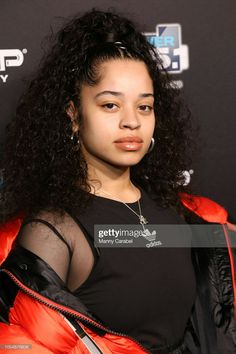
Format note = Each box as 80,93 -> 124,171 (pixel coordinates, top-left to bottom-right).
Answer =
86,162 -> 140,203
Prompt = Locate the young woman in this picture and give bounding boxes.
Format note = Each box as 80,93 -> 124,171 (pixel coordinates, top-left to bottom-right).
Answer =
0,9 -> 235,354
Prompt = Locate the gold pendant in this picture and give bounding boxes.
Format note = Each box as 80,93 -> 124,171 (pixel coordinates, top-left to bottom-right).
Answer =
139,215 -> 148,225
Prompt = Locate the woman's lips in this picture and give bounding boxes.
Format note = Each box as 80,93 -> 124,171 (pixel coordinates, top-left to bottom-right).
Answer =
114,137 -> 143,151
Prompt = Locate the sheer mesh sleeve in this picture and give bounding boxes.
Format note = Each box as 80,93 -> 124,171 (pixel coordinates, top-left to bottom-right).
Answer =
17,211 -> 96,292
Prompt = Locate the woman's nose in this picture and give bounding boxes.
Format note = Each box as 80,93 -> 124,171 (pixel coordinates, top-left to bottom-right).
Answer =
119,107 -> 141,129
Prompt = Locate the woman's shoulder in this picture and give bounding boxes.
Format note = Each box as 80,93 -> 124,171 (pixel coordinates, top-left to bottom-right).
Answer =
19,209 -> 82,254
14,209 -> 85,283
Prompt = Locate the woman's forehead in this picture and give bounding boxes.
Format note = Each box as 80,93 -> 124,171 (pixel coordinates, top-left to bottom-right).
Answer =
81,59 -> 153,95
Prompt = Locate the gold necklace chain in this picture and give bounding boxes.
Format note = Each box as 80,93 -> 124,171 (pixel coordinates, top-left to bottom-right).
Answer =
98,188 -> 148,226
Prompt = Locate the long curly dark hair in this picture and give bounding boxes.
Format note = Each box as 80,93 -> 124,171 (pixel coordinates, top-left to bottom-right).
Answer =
0,9 -> 196,223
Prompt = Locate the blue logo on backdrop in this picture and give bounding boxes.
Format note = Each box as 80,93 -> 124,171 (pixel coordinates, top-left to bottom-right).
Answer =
145,24 -> 189,75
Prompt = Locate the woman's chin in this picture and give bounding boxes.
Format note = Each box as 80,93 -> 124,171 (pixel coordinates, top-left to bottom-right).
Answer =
108,155 -> 145,168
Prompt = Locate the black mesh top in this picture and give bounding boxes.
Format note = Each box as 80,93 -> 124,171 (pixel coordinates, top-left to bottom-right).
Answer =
70,188 -> 197,351
18,187 -> 196,352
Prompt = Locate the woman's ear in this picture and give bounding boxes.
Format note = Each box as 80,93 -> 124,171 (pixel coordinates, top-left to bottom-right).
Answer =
66,100 -> 79,133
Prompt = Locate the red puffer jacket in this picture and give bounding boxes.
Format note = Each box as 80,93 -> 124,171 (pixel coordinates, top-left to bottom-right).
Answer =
0,194 -> 236,353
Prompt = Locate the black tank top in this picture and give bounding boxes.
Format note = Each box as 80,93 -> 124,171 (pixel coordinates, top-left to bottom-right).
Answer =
71,188 -> 196,351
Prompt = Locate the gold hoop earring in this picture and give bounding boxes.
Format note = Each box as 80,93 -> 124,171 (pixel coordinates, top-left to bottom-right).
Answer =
147,138 -> 155,154
70,132 -> 80,145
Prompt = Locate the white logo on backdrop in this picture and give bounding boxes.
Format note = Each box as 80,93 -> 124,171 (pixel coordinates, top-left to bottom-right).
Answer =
0,49 -> 27,83
182,169 -> 194,186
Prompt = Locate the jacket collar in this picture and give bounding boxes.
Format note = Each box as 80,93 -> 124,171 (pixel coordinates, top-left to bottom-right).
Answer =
1,244 -> 106,332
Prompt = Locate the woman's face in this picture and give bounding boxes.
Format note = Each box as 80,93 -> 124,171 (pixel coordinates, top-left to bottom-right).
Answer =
79,59 -> 155,169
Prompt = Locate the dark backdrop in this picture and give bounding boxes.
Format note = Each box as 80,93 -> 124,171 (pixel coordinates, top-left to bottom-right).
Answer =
1,0 -> 235,216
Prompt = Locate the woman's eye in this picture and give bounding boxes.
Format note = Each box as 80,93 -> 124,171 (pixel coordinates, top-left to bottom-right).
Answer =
139,105 -> 153,112
102,103 -> 118,111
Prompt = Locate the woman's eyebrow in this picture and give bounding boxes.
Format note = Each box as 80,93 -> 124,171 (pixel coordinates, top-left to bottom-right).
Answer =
94,90 -> 154,98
